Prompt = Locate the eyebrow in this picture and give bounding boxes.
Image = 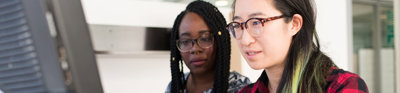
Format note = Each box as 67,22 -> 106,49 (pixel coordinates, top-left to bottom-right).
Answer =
249,12 -> 266,17
232,16 -> 241,21
198,30 -> 210,34
180,32 -> 190,37
179,30 -> 210,37
232,12 -> 267,21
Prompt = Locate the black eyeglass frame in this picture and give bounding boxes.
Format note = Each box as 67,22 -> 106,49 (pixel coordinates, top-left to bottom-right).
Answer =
176,33 -> 215,52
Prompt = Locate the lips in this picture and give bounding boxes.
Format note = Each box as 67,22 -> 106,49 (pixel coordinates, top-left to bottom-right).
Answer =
246,50 -> 262,55
190,58 -> 207,66
245,50 -> 262,59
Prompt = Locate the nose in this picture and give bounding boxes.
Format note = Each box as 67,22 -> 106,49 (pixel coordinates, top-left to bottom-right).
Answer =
240,29 -> 255,47
190,41 -> 203,54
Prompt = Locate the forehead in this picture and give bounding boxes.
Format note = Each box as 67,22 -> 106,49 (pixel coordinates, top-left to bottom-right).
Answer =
178,12 -> 210,37
233,0 -> 280,21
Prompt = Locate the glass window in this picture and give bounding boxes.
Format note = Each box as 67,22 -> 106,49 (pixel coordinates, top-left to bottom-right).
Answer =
353,2 -> 395,93
378,5 -> 395,93
352,3 -> 375,92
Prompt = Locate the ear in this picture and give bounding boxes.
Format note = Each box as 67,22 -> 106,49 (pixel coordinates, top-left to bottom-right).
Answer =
288,14 -> 303,36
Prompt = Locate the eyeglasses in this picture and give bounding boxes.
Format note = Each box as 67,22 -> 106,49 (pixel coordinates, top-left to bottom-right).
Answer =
176,32 -> 214,52
226,15 -> 285,39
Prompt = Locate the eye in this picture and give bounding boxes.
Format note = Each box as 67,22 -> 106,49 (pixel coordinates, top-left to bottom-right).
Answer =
180,40 -> 191,45
232,23 -> 241,29
251,20 -> 262,26
200,37 -> 212,42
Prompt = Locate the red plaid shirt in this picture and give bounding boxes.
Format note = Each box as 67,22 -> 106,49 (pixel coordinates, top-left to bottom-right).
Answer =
238,67 -> 369,93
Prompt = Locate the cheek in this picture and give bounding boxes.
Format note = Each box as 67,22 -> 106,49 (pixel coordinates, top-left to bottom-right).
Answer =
263,23 -> 292,45
261,32 -> 288,48
180,52 -> 190,62
205,46 -> 216,59
259,26 -> 292,58
259,36 -> 289,55
236,40 -> 246,54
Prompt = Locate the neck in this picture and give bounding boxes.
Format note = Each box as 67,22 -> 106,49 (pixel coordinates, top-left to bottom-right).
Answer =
190,71 -> 214,85
187,71 -> 214,92
264,62 -> 285,93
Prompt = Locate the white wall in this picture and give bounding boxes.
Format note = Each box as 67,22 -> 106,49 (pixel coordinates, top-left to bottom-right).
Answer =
81,0 -> 232,28
314,0 -> 353,71
81,0 -> 183,27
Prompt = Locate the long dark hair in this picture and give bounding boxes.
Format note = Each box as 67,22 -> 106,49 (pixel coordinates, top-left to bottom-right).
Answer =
169,1 -> 231,93
232,0 -> 336,92
274,0 -> 336,92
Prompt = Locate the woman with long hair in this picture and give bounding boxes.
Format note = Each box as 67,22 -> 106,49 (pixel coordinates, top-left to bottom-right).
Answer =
166,1 -> 250,93
226,0 -> 369,92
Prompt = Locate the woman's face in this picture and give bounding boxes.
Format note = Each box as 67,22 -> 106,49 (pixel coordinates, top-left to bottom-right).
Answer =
233,0 -> 295,70
179,12 -> 216,75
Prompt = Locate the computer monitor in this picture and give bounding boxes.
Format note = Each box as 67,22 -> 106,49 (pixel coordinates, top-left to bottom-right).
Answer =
0,0 -> 103,93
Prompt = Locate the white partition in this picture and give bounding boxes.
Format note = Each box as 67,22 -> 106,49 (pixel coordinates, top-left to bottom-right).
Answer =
358,48 -> 395,93
358,49 -> 374,93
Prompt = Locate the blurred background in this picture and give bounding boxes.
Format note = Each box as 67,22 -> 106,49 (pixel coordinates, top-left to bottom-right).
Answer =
0,0 -> 399,93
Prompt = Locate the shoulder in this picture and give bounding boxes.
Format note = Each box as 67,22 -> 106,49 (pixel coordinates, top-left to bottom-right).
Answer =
165,72 -> 190,93
227,71 -> 252,93
228,71 -> 252,86
326,68 -> 369,93
165,81 -> 171,93
237,83 -> 256,93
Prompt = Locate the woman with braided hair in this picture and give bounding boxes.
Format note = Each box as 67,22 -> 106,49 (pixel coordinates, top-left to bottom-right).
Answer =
166,1 -> 251,93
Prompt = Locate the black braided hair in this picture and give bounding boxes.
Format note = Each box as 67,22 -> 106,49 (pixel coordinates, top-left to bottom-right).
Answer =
170,1 -> 231,93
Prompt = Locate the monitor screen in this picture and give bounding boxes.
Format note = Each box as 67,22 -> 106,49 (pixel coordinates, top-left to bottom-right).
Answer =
0,0 -> 103,92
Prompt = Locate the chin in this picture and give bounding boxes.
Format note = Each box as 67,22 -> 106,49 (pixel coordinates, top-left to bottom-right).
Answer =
247,61 -> 265,70
190,68 -> 207,74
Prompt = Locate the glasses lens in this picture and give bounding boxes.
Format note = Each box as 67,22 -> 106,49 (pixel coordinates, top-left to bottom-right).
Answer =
176,32 -> 214,52
198,33 -> 214,48
177,39 -> 191,52
247,19 -> 263,37
227,23 -> 243,39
